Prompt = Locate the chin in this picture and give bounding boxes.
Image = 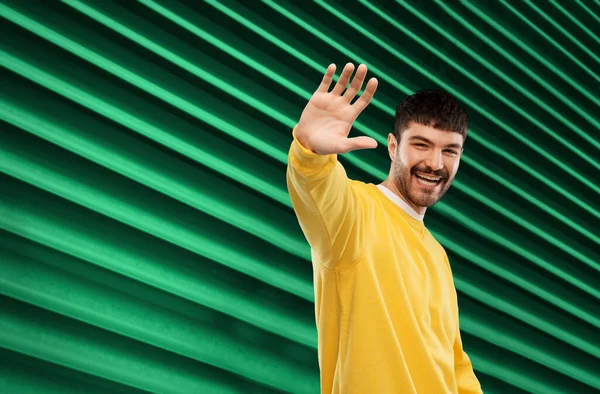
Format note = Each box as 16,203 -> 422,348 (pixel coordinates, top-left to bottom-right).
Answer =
411,196 -> 439,208
409,186 -> 447,208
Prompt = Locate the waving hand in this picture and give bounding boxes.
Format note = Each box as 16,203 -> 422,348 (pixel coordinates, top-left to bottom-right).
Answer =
295,63 -> 379,155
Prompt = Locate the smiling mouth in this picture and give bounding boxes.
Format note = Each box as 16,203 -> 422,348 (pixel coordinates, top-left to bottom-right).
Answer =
414,173 -> 442,187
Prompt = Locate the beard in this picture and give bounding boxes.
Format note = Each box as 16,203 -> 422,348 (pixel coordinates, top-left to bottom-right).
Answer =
392,157 -> 454,208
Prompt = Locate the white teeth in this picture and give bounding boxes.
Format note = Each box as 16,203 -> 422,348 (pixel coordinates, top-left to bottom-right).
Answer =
417,178 -> 437,186
415,174 -> 441,181
417,178 -> 438,186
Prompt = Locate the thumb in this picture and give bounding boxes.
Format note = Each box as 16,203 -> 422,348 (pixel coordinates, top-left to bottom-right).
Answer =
341,136 -> 378,153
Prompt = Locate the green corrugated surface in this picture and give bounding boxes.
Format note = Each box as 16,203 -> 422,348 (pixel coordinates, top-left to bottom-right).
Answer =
1,0 -> 599,393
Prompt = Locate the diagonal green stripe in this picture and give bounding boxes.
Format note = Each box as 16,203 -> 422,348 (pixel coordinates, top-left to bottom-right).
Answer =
0,252 -> 317,392
524,0 -> 600,64
435,204 -> 600,301
456,181 -> 600,273
437,232 -> 600,334
461,155 -> 600,246
1,1 -> 598,392
549,0 -> 600,46
0,93 -> 312,260
576,0 -> 600,23
138,0 -> 600,252
451,0 -> 600,127
455,279 -> 600,388
130,0 -> 390,149
205,0 -> 600,222
499,0 -> 600,84
3,5 -> 596,302
367,0 -> 600,162
262,0 -> 600,196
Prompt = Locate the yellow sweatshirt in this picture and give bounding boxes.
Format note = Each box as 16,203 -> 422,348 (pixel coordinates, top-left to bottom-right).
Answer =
286,126 -> 482,394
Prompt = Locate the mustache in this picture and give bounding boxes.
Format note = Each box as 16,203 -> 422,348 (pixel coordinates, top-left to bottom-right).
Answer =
411,166 -> 448,180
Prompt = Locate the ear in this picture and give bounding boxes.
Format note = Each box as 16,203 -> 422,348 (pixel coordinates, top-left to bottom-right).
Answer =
387,133 -> 397,161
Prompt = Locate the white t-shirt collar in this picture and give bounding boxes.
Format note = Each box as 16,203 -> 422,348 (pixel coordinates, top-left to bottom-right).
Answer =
376,183 -> 425,221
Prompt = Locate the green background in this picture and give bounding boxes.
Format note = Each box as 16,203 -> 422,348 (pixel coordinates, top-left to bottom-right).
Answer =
1,0 -> 599,393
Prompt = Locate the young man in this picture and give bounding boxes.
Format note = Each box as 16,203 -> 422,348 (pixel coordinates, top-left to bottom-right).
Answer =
286,63 -> 482,394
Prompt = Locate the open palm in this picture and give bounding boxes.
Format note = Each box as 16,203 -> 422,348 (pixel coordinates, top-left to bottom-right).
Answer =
295,63 -> 379,155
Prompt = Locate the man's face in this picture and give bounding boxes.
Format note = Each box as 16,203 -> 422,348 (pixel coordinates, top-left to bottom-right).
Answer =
389,122 -> 464,210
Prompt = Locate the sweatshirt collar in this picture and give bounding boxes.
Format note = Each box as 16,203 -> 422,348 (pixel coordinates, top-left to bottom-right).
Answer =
376,183 -> 425,221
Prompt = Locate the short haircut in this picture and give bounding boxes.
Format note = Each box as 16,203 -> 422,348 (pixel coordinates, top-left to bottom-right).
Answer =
394,89 -> 469,143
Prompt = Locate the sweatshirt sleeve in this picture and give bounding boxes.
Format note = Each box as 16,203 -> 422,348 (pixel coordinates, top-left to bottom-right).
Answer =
454,325 -> 483,394
286,125 -> 365,270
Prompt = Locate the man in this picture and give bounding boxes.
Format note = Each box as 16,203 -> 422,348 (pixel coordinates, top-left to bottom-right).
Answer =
286,62 -> 482,393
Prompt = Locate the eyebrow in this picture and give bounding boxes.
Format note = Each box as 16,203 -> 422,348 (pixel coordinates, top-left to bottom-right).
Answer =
408,135 -> 463,150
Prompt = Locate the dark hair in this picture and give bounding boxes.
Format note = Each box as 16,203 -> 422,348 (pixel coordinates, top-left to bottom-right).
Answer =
394,89 -> 468,142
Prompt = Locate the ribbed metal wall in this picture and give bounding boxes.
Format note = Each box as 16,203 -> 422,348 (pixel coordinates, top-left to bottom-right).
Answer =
1,1 -> 599,393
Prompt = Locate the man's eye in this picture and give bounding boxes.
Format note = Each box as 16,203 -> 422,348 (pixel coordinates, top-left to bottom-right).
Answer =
415,144 -> 427,148
444,150 -> 458,155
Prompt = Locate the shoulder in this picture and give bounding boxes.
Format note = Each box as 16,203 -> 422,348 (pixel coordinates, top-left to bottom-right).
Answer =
348,181 -> 391,214
425,230 -> 454,273
425,229 -> 450,259
351,181 -> 386,203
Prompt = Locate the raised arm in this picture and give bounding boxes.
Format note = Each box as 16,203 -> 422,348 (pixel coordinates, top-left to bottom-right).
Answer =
286,63 -> 378,270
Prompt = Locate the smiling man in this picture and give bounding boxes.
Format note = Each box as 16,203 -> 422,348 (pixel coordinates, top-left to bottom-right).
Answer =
381,111 -> 466,215
287,63 -> 482,394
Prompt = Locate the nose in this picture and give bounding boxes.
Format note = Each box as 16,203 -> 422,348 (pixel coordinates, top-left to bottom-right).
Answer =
425,150 -> 444,171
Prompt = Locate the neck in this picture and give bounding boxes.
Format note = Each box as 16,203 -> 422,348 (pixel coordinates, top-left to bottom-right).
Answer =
382,178 -> 427,216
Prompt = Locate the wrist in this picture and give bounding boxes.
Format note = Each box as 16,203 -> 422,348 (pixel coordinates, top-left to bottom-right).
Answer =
293,126 -> 316,153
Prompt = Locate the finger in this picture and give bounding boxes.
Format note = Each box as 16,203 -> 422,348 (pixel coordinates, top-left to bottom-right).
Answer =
352,77 -> 378,115
340,136 -> 378,153
342,64 -> 367,102
315,63 -> 336,93
331,63 -> 355,96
